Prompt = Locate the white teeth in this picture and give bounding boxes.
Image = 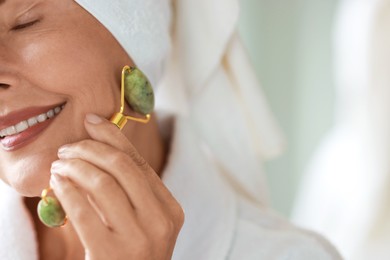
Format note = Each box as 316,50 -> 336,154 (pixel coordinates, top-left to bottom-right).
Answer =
54,107 -> 61,114
6,126 -> 16,135
15,121 -> 28,133
47,109 -> 55,118
27,117 -> 38,127
0,104 -> 64,138
37,113 -> 47,123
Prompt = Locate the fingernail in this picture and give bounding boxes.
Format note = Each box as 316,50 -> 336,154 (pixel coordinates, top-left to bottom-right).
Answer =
86,113 -> 103,124
58,145 -> 71,158
51,160 -> 63,174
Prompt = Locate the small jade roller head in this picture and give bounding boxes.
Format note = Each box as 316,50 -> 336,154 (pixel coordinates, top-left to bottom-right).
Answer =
37,188 -> 67,228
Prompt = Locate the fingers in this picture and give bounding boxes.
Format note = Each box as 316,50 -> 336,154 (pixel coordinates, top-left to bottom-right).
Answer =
50,159 -> 139,234
84,113 -> 147,169
49,174 -> 107,249
82,113 -> 181,210
52,147 -> 182,255
82,114 -> 184,237
83,113 -> 185,228
58,141 -> 159,211
50,113 -> 184,259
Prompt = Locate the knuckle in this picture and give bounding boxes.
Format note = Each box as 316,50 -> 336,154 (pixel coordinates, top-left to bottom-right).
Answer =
92,174 -> 117,190
64,158 -> 82,171
107,151 -> 128,168
107,149 -> 150,172
167,201 -> 185,228
76,139 -> 94,151
176,205 -> 185,227
127,149 -> 150,171
155,216 -> 175,239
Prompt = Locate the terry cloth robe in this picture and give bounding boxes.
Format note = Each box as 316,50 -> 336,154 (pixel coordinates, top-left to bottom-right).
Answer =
0,116 -> 342,259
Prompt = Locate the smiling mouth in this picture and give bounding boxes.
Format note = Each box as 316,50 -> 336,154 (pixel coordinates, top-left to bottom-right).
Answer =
0,104 -> 65,139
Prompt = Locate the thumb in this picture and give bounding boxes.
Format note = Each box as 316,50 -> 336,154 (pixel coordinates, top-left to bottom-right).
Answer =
83,113 -> 135,154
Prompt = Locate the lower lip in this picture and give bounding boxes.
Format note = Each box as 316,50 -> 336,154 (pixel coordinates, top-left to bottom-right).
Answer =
0,118 -> 55,151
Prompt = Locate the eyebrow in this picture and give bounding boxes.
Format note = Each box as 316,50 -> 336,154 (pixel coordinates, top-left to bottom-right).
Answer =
0,0 -> 5,5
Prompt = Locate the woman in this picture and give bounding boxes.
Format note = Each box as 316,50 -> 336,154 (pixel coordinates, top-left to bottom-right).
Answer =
0,0 -> 342,259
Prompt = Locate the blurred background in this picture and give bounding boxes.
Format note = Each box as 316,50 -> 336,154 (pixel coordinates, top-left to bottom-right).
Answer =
238,0 -> 338,217
238,0 -> 390,259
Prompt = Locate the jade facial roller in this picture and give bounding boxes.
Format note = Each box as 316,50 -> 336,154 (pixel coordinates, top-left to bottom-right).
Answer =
111,65 -> 154,129
37,66 -> 154,227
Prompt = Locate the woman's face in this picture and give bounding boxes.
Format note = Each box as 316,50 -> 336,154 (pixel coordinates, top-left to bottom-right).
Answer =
0,0 -> 132,196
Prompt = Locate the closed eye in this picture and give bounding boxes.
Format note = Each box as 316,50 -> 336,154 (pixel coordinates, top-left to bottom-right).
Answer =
11,20 -> 39,31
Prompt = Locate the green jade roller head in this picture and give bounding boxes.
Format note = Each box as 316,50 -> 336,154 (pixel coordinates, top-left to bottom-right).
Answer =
37,66 -> 154,228
37,188 -> 67,228
111,66 -> 154,129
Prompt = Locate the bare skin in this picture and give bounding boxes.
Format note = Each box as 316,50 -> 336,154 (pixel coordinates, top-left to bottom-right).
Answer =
24,116 -> 168,260
0,0 -> 183,259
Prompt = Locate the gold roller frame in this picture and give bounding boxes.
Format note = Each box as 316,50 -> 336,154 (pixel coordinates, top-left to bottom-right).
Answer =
110,66 -> 151,129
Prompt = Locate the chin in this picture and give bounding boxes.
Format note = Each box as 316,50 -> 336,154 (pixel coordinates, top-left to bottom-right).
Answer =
3,154 -> 55,198
8,170 -> 51,198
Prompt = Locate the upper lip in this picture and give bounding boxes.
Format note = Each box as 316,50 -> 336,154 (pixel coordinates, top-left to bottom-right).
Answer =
0,102 -> 65,131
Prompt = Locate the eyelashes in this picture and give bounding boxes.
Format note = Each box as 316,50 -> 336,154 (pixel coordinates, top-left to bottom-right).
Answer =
11,20 -> 40,31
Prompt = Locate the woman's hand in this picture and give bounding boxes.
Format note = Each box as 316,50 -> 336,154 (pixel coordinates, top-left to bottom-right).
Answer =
49,114 -> 184,260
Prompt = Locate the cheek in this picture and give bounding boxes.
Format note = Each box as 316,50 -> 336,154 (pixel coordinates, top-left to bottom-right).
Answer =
21,31 -> 120,116
0,33 -> 121,196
